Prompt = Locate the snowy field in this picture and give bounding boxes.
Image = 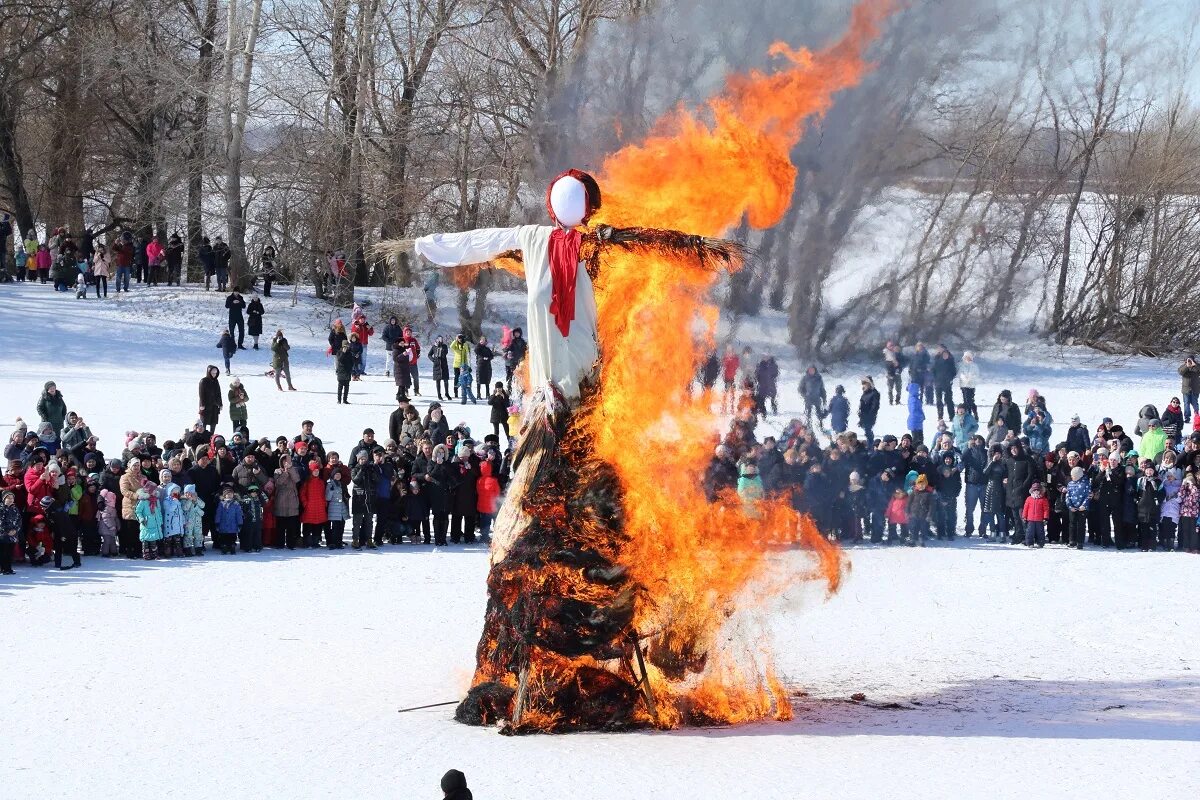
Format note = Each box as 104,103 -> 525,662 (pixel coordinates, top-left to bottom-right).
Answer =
2,282 -> 1198,799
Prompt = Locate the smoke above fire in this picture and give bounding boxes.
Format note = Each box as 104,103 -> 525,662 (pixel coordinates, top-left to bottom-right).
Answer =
578,0 -> 897,725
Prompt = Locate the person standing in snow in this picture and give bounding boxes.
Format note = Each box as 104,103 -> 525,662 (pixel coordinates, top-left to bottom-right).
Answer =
198,235 -> 216,290
931,346 -> 958,421
754,354 -> 780,418
350,313 -> 375,375
474,336 -> 496,399
400,326 -> 422,394
165,231 -> 185,285
335,340 -> 355,404
216,328 -> 237,375
199,366 -> 223,433
271,329 -> 297,391
906,381 -> 926,447
1179,356 -> 1200,421
381,315 -> 403,377
828,385 -> 850,434
799,366 -> 827,425
908,342 -> 932,406
259,244 -> 277,296
226,289 -> 247,349
858,377 -> 880,446
37,381 -> 68,436
246,294 -> 265,349
501,327 -> 527,393
213,235 -> 232,291
429,335 -> 451,400
227,377 -> 250,440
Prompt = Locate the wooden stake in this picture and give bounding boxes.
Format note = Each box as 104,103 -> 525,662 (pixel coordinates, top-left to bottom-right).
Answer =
628,634 -> 660,725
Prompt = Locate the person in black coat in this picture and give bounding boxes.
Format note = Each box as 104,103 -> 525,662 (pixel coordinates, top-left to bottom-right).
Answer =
703,445 -> 739,502
335,342 -> 355,404
961,435 -> 988,536
246,295 -> 265,349
422,445 -> 454,546
474,337 -> 496,399
1003,442 -> 1035,543
908,342 -> 932,405
487,384 -> 511,441
429,336 -> 451,400
440,769 -> 473,800
858,376 -> 881,445
450,451 -> 480,544
930,347 -> 958,420
225,290 -> 247,348
754,355 -> 780,418
260,245 -> 276,296
199,366 -> 223,433
165,232 -> 184,285
988,390 -> 1022,434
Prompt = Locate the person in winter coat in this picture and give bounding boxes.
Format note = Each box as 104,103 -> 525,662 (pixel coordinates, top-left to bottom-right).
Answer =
957,350 -> 980,417
213,236 -> 232,290
475,456 -> 501,542
856,377 -> 881,445
96,480 -> 119,557
160,483 -> 184,557
487,383 -> 512,441
272,455 -> 301,549
324,472 -> 349,548
37,381 -> 68,436
397,326 -> 421,394
199,365 -> 223,432
246,295 -> 265,349
328,319 -> 348,356
271,329 -> 296,391
429,336 -> 451,400
457,363 -> 476,404
951,404 -> 979,450
91,244 -> 110,298
134,487 -> 164,560
1179,356 -> 1200,419
906,474 -> 934,546
224,290 -> 247,349
215,327 -> 237,375
1177,472 -> 1200,553
752,355 -> 780,419
933,452 -> 962,539
1159,470 -> 1181,552
1161,397 -> 1185,441
473,337 -> 496,399
227,377 -> 250,439
350,450 -> 379,548
501,327 -> 527,392
1065,414 -> 1090,454
1003,442 -> 1035,544
1135,465 -> 1163,551
381,316 -> 403,376
828,385 -> 850,434
422,445 -> 453,546
980,446 -> 1008,541
1134,404 -> 1160,437
988,390 -> 1021,435
335,341 -> 355,404
0,490 -> 21,574
906,382 -> 926,447
799,366 -> 827,425
213,486 -> 243,554
960,435 -> 988,536
930,348 -> 958,420
1140,418 -> 1167,464
1023,409 -> 1052,456
181,485 -> 205,555
1020,481 -> 1050,547
299,462 -> 329,548
448,333 -> 471,397
350,316 -> 375,374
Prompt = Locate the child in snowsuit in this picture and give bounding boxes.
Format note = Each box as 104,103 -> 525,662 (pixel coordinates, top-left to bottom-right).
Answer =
1021,482 -> 1050,547
240,486 -> 264,552
181,485 -> 205,555
161,484 -> 184,557
1066,467 -> 1091,549
866,469 -> 893,543
403,480 -> 429,545
907,382 -> 926,448
885,487 -> 909,545
1159,471 -> 1181,552
325,475 -> 348,549
934,452 -> 962,540
27,515 -> 53,566
214,487 -> 244,554
907,474 -> 934,546
457,363 -> 476,404
134,487 -> 164,560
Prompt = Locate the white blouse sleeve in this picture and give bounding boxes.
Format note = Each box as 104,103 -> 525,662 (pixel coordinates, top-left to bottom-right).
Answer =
413,227 -> 523,267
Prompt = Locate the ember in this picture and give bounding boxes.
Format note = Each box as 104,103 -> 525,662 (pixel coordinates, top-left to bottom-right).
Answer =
454,0 -> 895,733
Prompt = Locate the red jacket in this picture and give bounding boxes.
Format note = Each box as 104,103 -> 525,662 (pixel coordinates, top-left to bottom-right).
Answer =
351,319 -> 374,346
23,467 -> 53,509
1022,494 -> 1050,523
298,474 -> 328,524
401,333 -> 420,360
27,517 -> 53,556
476,461 -> 501,515
721,355 -> 739,383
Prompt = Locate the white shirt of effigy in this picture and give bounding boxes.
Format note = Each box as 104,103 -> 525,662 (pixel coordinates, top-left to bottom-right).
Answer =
414,225 -> 599,401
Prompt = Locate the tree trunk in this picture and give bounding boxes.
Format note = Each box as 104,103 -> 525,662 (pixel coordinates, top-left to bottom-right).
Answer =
223,0 -> 264,291
187,0 -> 218,281
0,86 -> 36,235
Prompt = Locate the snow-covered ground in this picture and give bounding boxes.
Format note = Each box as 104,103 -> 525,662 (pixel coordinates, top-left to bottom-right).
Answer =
2,282 -> 1198,799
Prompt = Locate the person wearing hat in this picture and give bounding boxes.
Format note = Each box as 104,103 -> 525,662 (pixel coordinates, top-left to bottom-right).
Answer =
0,489 -> 21,574
1090,450 -> 1123,548
212,234 -> 231,291
1021,481 -> 1050,547
1179,356 -> 1200,421
440,769 -> 472,800
1065,466 -> 1091,548
1140,417 -> 1167,463
907,473 -> 934,547
1135,463 -> 1163,551
213,485 -> 243,554
1161,396 -> 1185,441
228,377 -> 250,440
1064,414 -> 1090,454
292,420 -> 326,463
240,484 -> 264,552
429,335 -> 451,400
857,377 -> 880,446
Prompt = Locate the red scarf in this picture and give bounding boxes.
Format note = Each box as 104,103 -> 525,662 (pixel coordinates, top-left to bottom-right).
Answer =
547,227 -> 582,338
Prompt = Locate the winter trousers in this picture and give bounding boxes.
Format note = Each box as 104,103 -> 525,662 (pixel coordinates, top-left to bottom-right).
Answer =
351,504 -> 374,548
934,385 -> 954,420
886,522 -> 907,543
216,532 -> 237,554
100,522 -> 118,555
278,516 -> 300,549
436,377 -> 451,400
119,518 -> 140,557
1138,517 -> 1157,551
1009,514 -> 1026,544
94,275 -> 107,297
0,541 -> 11,573
54,531 -> 80,568
478,513 -> 494,540
302,522 -> 323,548
115,266 -> 131,292
961,387 -> 977,418
1185,393 -> 1199,421
451,512 -> 477,544
274,362 -> 294,390
241,520 -> 263,551
886,372 -> 902,404
964,483 -> 983,534
337,380 -> 350,403
327,520 -> 346,549
1158,518 -> 1177,552
1069,509 -> 1088,547
1178,516 -> 1198,551
79,521 -> 101,555
432,512 -> 449,546
141,540 -> 160,559
980,510 -> 1007,539
909,518 -> 929,545
182,526 -> 203,552
493,420 -> 511,441
1024,520 -> 1046,547
407,363 -> 421,394
1047,508 -> 1068,543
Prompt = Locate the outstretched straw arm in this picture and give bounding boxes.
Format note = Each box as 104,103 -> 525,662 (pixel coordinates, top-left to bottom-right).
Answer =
374,236 -> 525,278
593,225 -> 749,272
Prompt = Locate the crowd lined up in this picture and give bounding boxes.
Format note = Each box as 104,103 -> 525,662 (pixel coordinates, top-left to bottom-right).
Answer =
705,344 -> 1200,553
1,377 -> 521,573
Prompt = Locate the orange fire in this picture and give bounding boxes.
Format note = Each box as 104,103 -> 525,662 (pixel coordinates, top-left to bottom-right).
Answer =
580,0 -> 895,725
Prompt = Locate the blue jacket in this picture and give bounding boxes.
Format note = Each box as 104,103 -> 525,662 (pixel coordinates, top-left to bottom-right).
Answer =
828,395 -> 850,433
952,413 -> 978,448
906,383 -> 925,431
1023,418 -> 1052,454
214,498 -> 244,533
1066,477 -> 1091,510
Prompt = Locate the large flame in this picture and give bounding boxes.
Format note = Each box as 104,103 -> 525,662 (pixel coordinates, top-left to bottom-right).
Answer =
581,0 -> 895,725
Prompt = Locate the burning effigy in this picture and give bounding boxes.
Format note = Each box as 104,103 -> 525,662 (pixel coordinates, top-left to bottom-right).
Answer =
380,0 -> 893,733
